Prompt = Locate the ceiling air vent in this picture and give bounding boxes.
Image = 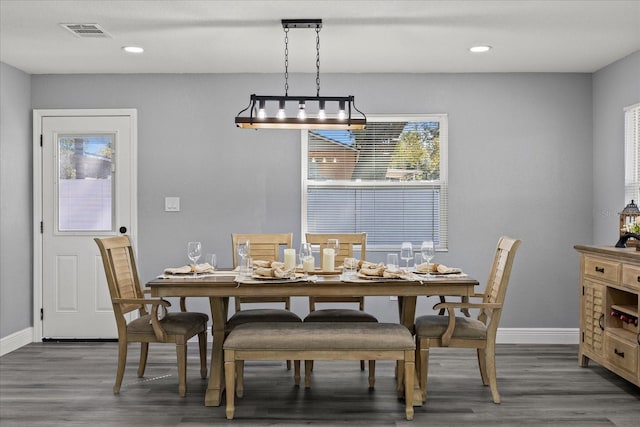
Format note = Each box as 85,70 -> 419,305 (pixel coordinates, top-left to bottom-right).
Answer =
60,23 -> 111,38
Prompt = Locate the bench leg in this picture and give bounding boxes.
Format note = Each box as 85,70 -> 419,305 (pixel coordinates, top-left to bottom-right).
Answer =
404,350 -> 415,421
368,360 -> 375,389
294,360 -> 301,386
304,360 -> 312,388
224,352 -> 236,420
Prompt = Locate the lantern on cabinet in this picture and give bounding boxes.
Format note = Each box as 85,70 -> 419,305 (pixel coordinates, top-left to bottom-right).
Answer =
619,200 -> 640,247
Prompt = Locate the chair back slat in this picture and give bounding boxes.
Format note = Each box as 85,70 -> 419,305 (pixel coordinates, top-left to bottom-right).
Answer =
231,233 -> 293,268
304,233 -> 367,265
231,233 -> 293,311
480,236 -> 521,325
95,235 -> 145,318
305,233 -> 367,309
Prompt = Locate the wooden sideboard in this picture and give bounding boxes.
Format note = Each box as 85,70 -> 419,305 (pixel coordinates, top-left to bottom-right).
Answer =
575,245 -> 640,386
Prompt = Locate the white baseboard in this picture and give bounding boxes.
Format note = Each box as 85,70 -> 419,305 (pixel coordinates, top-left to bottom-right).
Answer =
0,327 -> 34,356
497,328 -> 579,344
0,327 -> 579,355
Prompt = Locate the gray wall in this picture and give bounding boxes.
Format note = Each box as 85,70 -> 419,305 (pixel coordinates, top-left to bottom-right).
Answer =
593,51 -> 640,244
0,62 -> 32,337
28,71 -> 593,327
3,54 -> 639,340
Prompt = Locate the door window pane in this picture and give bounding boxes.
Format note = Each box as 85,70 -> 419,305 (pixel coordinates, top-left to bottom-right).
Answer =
57,135 -> 114,231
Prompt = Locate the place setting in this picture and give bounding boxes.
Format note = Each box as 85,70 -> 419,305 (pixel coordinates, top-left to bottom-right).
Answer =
157,241 -> 222,279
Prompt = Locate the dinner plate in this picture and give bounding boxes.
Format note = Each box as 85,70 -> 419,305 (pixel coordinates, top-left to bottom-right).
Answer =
251,273 -> 304,280
296,267 -> 342,275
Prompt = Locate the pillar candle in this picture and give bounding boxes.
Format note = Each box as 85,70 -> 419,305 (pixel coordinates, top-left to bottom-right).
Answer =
284,248 -> 296,270
303,256 -> 315,272
322,248 -> 335,272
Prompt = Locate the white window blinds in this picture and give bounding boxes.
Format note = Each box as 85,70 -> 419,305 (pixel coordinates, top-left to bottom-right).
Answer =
625,103 -> 640,204
302,115 -> 448,250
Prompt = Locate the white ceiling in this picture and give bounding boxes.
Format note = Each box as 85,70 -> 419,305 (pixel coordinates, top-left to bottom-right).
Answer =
1,0 -> 639,75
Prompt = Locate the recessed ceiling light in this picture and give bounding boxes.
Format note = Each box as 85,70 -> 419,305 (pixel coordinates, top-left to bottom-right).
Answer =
469,45 -> 492,53
122,46 -> 144,54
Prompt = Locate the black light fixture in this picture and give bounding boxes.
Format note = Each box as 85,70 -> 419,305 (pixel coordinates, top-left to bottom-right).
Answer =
235,19 -> 366,130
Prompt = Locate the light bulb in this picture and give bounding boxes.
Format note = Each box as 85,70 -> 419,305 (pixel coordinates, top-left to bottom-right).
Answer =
337,100 -> 346,120
257,100 -> 266,119
297,101 -> 306,119
276,99 -> 286,119
318,100 -> 326,120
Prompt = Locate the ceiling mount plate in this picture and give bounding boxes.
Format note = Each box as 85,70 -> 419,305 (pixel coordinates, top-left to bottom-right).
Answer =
281,19 -> 322,29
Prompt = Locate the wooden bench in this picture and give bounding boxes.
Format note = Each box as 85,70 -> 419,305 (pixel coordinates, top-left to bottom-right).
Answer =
223,322 -> 415,420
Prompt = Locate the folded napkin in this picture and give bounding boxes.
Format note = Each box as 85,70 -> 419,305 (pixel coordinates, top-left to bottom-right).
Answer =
252,260 -> 296,279
415,262 -> 438,274
435,264 -> 462,274
359,262 -> 385,277
163,263 -> 215,275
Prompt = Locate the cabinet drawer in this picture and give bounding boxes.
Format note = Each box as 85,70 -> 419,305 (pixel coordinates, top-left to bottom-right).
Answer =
621,265 -> 640,291
584,256 -> 620,283
605,332 -> 638,375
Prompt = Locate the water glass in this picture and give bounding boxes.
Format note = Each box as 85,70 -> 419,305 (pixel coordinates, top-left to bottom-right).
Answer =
240,256 -> 253,279
386,253 -> 399,270
205,253 -> 217,270
343,257 -> 358,279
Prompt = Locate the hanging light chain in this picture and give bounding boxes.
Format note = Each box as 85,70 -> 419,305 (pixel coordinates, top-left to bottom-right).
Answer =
284,26 -> 289,96
315,25 -> 321,97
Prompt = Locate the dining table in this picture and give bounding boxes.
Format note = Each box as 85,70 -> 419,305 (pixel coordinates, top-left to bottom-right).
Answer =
146,271 -> 479,407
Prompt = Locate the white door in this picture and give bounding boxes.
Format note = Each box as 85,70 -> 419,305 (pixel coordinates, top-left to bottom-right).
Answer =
37,111 -> 137,338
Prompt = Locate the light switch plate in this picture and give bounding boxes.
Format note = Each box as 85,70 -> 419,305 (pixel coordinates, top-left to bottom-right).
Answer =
164,197 -> 180,212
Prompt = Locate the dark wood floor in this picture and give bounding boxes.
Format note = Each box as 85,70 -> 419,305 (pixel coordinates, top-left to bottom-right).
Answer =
1,342 -> 639,426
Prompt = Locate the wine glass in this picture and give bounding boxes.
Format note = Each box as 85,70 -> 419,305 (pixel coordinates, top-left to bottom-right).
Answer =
187,241 -> 202,277
237,240 -> 249,268
400,242 -> 413,270
421,240 -> 435,267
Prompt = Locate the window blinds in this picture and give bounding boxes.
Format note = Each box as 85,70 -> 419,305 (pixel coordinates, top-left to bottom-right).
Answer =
625,103 -> 640,203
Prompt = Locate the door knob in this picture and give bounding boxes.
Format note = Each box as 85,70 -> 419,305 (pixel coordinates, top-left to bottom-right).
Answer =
119,226 -> 127,234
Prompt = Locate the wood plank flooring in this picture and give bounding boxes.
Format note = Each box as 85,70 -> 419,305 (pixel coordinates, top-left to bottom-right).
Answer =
1,343 -> 638,426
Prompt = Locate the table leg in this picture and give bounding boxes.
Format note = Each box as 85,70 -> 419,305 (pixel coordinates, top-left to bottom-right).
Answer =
396,296 -> 423,406
204,296 -> 228,407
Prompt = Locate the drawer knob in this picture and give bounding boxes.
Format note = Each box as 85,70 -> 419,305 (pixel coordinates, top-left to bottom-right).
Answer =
637,275 -> 640,283
613,348 -> 625,358
595,266 -> 605,274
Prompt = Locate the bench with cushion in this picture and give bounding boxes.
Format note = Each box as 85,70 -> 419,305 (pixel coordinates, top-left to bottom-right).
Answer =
223,322 -> 415,420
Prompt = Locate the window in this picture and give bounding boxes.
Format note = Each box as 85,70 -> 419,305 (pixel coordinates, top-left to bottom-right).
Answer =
625,103 -> 640,204
302,115 -> 448,250
57,134 -> 114,232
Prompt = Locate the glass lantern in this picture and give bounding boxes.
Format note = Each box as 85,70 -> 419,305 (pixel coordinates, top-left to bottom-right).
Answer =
619,200 -> 640,247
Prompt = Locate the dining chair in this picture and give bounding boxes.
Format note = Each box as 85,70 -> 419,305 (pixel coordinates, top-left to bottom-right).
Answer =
94,235 -> 208,397
229,233 -> 302,373
303,233 -> 378,378
414,236 -> 521,403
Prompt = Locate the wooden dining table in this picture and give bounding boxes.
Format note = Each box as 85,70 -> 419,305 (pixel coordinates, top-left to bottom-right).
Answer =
146,272 -> 479,407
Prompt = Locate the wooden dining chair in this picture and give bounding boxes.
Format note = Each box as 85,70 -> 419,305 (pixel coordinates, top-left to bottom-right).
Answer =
303,233 -> 378,379
414,236 -> 521,403
229,233 -> 302,373
94,235 -> 208,397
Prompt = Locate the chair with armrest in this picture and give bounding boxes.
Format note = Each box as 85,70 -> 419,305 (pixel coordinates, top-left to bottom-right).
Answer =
229,233 -> 302,375
303,233 -> 378,381
414,236 -> 521,403
94,235 -> 208,397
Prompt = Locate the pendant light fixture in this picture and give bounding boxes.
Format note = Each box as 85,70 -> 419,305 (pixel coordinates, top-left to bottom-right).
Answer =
235,19 -> 366,130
